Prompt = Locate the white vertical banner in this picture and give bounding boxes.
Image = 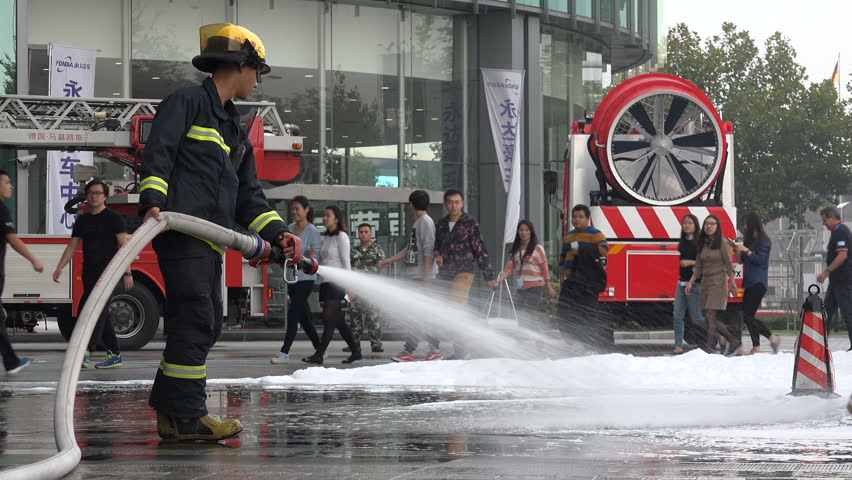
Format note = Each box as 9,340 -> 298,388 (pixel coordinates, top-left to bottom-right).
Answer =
47,44 -> 96,234
481,68 -> 525,244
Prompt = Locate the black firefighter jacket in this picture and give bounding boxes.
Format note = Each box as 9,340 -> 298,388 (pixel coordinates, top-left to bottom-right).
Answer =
139,77 -> 287,258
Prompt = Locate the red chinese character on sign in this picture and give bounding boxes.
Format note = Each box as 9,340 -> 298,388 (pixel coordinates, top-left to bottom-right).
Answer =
28,132 -> 36,140
38,133 -> 46,140
49,133 -> 57,141
58,134 -> 66,141
76,134 -> 83,142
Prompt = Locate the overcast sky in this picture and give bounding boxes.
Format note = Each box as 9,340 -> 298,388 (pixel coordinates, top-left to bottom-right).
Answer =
665,1 -> 852,88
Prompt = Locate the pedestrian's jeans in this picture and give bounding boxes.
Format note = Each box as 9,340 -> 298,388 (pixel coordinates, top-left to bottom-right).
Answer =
824,281 -> 852,345
673,282 -> 706,348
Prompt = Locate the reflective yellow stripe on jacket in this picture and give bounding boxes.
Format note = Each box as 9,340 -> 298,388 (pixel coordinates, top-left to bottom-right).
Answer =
248,210 -> 284,234
186,233 -> 225,255
159,358 -> 206,380
186,125 -> 231,154
139,176 -> 168,196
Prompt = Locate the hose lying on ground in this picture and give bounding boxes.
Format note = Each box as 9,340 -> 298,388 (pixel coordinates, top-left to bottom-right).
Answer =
0,212 -> 272,480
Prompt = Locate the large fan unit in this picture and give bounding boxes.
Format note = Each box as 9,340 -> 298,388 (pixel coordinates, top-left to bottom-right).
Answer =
589,73 -> 727,206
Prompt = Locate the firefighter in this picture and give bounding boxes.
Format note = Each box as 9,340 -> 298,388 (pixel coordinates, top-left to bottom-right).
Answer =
140,23 -> 293,441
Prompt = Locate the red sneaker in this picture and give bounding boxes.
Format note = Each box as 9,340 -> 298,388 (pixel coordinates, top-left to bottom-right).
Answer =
424,350 -> 444,361
391,352 -> 414,362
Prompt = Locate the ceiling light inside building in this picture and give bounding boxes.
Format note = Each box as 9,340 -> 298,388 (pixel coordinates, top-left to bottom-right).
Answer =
151,76 -> 160,80
355,141 -> 363,144
349,98 -> 358,102
115,62 -> 122,65
415,108 -> 424,112
304,74 -> 314,78
112,92 -> 121,96
283,109 -> 292,113
381,86 -> 390,90
431,117 -> 439,121
304,119 -> 313,122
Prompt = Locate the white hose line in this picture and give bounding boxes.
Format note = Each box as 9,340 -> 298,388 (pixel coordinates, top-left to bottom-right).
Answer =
0,212 -> 267,480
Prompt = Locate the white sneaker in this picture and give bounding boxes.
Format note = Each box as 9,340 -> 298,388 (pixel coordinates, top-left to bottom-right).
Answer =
270,352 -> 289,364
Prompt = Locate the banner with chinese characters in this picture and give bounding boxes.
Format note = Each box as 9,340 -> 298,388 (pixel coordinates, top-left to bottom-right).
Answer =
481,68 -> 524,244
46,44 -> 96,234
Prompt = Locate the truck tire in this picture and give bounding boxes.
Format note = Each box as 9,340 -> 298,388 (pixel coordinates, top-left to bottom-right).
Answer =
109,283 -> 160,351
57,306 -> 74,340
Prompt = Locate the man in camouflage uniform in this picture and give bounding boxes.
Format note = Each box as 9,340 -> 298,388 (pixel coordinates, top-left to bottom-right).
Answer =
348,223 -> 385,352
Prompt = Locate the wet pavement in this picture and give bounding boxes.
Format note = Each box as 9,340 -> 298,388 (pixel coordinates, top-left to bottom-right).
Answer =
3,337 -> 852,479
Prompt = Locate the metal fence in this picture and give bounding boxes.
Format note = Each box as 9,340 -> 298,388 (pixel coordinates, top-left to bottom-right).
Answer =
765,229 -> 824,330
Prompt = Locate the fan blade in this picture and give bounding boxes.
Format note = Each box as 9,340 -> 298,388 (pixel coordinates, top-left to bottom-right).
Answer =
628,102 -> 657,136
632,154 -> 657,193
664,97 -> 688,134
667,154 -> 698,192
673,131 -> 716,148
612,140 -> 651,155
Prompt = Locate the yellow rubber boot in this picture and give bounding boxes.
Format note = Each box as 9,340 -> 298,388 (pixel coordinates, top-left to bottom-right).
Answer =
156,411 -> 177,440
174,415 -> 242,441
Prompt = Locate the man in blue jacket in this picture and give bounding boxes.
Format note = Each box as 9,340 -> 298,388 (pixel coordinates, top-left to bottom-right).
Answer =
140,23 -> 292,441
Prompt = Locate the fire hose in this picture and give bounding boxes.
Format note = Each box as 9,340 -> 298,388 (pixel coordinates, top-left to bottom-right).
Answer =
0,212 -> 318,480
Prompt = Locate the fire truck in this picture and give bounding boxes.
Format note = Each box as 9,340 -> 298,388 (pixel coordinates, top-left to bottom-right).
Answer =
0,94 -> 304,349
563,73 -> 741,325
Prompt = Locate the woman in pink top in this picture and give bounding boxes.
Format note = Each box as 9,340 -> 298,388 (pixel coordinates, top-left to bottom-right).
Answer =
489,220 -> 557,323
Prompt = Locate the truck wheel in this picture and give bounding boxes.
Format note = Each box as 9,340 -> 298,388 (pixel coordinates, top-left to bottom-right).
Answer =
109,283 -> 160,351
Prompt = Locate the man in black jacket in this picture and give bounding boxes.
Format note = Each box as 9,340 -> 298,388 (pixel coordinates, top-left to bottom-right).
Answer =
140,23 -> 292,441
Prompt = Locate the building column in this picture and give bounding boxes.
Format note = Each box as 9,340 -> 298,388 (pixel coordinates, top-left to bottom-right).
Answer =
475,11 -> 541,267
16,0 -> 30,232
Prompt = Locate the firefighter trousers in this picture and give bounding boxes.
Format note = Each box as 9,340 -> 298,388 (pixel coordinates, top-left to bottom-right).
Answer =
149,247 -> 222,418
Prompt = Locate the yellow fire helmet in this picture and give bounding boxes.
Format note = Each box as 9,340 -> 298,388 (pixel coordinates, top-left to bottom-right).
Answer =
192,23 -> 271,77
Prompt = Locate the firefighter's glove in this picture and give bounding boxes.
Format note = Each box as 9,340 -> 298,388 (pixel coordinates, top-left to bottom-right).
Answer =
276,232 -> 297,259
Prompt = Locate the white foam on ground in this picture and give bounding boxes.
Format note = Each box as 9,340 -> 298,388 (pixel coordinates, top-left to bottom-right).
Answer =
248,350 -> 852,433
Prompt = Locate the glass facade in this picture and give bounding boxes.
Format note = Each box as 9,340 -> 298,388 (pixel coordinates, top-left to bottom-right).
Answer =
0,0 -> 15,220
15,0 -> 659,322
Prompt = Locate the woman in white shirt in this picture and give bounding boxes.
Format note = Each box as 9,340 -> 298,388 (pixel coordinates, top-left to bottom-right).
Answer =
302,205 -> 361,365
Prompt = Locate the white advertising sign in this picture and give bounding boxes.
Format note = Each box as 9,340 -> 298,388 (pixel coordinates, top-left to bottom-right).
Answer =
47,44 -> 96,234
481,68 -> 525,244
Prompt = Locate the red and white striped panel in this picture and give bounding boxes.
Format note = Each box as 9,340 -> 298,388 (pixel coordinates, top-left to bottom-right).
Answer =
794,310 -> 833,391
590,206 -> 737,240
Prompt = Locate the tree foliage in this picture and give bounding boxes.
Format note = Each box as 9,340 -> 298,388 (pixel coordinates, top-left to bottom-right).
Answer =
663,23 -> 852,223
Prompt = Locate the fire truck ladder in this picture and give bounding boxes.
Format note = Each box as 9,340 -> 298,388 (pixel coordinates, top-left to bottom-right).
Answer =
0,94 -> 299,149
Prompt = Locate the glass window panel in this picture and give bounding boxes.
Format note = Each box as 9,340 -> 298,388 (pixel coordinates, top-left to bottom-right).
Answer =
28,0 -> 123,96
618,0 -> 629,28
238,0 -> 322,182
600,0 -> 614,23
0,0 -> 14,94
403,10 -> 460,191
131,0 -> 229,98
576,0 -> 592,17
0,0 -> 13,219
518,0 -> 542,6
326,3 -> 400,187
549,0 -> 569,13
633,0 -> 639,31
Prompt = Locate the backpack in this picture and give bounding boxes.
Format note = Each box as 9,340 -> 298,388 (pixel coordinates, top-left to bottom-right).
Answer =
572,245 -> 608,294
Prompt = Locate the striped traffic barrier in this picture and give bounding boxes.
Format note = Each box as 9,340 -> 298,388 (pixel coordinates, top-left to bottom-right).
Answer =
789,284 -> 839,398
